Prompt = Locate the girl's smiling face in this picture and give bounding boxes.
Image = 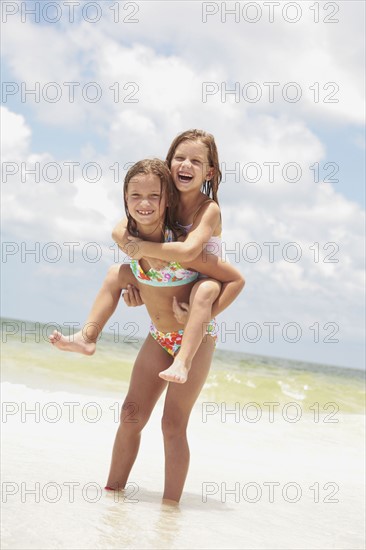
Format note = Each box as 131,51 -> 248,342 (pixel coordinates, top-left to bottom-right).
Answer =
125,173 -> 167,229
170,140 -> 214,194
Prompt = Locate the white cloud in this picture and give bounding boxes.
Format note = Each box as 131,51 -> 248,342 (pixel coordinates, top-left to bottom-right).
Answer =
1,106 -> 115,243
3,1 -> 364,131
1,106 -> 31,161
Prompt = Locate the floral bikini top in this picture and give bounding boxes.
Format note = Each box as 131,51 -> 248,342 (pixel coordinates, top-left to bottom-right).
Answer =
129,228 -> 199,287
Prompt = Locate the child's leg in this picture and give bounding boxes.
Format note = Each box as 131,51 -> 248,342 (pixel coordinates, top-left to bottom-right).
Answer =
49,264 -> 135,354
161,335 -> 215,502
159,278 -> 221,383
105,334 -> 170,489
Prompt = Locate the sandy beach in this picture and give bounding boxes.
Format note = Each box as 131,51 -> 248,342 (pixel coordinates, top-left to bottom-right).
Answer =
2,385 -> 365,548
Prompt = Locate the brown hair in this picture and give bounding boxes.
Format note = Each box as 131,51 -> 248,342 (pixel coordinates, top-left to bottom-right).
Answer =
123,159 -> 180,239
165,129 -> 222,204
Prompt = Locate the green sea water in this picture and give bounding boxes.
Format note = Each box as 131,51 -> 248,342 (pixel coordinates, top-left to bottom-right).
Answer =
1,318 -> 365,414
1,318 -> 365,549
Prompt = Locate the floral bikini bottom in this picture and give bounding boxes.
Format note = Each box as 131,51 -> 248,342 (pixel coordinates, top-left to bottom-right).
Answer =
149,320 -> 218,357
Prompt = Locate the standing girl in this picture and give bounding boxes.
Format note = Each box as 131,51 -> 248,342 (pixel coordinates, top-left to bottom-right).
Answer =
55,157 -> 243,503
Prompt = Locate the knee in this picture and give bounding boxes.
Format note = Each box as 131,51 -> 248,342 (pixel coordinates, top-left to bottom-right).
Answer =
104,264 -> 120,286
161,413 -> 187,440
191,280 -> 221,304
119,399 -> 147,435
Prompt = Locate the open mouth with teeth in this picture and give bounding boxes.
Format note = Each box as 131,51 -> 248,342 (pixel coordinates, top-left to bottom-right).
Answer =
178,172 -> 193,183
137,210 -> 154,216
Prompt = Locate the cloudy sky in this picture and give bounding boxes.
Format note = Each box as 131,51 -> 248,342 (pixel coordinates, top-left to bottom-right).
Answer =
1,0 -> 365,370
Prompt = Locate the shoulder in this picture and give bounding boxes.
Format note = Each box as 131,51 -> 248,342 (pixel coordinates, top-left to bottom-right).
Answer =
192,200 -> 221,232
193,199 -> 220,221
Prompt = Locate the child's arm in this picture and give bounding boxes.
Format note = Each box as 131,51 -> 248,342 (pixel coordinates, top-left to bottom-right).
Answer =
188,253 -> 245,316
112,219 -> 166,270
113,212 -> 244,315
127,202 -> 221,262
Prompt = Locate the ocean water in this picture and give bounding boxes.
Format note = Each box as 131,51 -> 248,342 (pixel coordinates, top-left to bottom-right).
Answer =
1,318 -> 365,549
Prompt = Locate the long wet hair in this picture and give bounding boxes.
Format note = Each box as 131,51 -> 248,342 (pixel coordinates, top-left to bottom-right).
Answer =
123,159 -> 180,239
165,129 -> 222,205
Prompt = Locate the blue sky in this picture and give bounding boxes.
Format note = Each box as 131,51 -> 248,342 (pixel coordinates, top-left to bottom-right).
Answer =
1,0 -> 365,370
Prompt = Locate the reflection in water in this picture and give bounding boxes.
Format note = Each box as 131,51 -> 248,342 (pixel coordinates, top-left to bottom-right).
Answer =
96,488 -> 182,549
151,501 -> 182,549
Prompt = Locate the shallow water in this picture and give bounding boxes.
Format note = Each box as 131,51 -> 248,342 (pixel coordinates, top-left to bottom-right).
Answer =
1,318 -> 365,549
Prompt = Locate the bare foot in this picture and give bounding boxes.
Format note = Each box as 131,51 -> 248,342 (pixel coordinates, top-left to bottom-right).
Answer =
158,358 -> 190,384
161,498 -> 180,507
49,330 -> 96,355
